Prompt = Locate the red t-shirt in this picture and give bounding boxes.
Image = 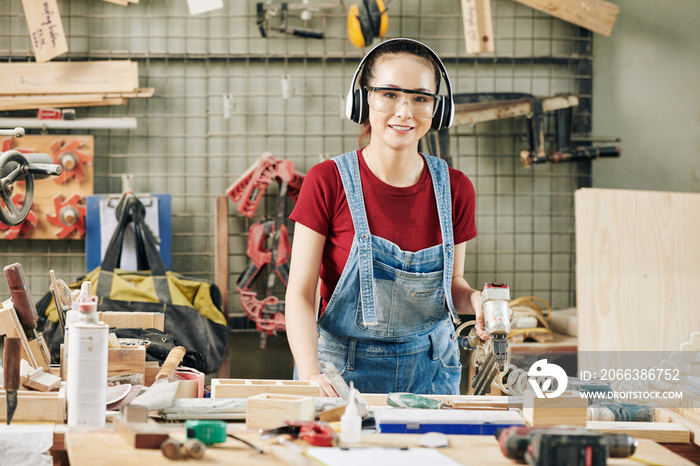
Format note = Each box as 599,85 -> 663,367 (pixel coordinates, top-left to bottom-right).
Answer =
289,149 -> 477,313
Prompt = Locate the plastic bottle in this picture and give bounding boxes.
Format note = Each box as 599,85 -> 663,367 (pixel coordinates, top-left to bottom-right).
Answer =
67,296 -> 108,428
340,382 -> 362,444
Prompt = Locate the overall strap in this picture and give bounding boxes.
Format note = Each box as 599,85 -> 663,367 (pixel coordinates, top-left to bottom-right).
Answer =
333,151 -> 379,326
424,155 -> 458,323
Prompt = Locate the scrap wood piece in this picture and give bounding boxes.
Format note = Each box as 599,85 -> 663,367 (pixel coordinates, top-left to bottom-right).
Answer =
21,0 -> 68,63
0,60 -> 139,96
452,93 -> 579,127
512,0 -> 619,36
461,0 -> 494,54
21,364 -> 62,392
587,420 -> 690,444
0,300 -> 39,368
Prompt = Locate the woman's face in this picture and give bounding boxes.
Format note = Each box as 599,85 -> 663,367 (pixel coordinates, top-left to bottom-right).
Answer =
367,53 -> 436,152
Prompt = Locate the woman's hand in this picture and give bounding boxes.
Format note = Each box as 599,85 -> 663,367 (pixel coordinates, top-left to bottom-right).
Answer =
309,373 -> 340,397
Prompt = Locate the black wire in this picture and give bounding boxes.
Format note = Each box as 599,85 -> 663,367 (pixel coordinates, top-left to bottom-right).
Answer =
228,433 -> 264,454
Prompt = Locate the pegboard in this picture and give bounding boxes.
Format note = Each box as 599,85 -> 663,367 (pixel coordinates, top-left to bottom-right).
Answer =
0,0 -> 595,322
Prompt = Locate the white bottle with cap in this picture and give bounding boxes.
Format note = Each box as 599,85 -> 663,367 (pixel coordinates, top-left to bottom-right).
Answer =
340,381 -> 362,444
66,296 -> 108,428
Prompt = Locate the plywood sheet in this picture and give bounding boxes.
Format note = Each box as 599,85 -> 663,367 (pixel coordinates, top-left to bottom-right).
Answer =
575,188 -> 700,353
513,0 -> 619,36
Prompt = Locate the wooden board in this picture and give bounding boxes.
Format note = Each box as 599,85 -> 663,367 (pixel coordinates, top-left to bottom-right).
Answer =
587,421 -> 690,444
0,61 -> 138,95
64,430 -> 697,466
0,135 -> 93,240
523,390 -> 588,426
21,0 -> 68,62
0,303 -> 39,367
575,189 -> 700,354
215,197 -> 230,378
0,384 -> 66,422
108,346 -> 146,378
512,0 -> 619,36
461,0 -> 494,54
98,312 -> 165,331
212,378 -> 322,398
452,94 -> 578,127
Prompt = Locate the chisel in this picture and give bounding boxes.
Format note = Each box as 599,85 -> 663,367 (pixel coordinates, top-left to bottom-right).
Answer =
4,263 -> 40,341
3,337 -> 21,424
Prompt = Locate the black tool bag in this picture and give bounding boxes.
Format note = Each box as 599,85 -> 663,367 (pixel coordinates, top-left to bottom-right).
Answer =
38,193 -> 230,373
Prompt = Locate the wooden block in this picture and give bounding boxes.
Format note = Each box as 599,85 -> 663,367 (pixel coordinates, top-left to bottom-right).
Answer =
108,346 -> 146,378
113,416 -> 170,449
28,338 -> 50,371
461,0 -> 494,54
512,0 -> 619,36
0,61 -> 138,95
144,361 -> 160,387
211,379 -> 323,398
576,189 -> 700,355
246,393 -> 315,430
21,0 -> 68,63
98,312 -> 165,331
0,384 -> 66,422
23,367 -> 62,392
587,421 -> 690,443
523,390 -> 588,426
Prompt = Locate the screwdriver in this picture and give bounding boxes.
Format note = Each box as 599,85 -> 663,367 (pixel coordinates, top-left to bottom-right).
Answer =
4,263 -> 40,341
387,393 -> 450,409
3,337 -> 21,424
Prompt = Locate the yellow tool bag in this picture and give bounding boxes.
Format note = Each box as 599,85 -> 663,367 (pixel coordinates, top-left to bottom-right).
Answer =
38,193 -> 230,373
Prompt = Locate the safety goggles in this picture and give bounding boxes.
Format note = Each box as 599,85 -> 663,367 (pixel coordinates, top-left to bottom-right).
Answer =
365,87 -> 437,118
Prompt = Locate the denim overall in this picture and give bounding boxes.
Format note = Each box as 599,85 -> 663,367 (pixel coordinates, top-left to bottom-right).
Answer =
316,151 -> 461,395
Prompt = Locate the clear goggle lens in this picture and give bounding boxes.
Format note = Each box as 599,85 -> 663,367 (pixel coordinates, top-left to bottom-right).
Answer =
366,87 -> 437,118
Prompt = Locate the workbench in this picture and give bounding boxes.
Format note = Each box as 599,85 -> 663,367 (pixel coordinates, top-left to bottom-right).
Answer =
62,422 -> 696,465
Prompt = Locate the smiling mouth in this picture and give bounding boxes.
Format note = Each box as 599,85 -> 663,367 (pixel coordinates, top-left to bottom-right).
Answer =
389,125 -> 413,131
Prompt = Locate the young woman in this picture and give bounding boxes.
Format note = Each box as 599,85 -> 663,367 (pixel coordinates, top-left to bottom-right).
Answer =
285,38 -> 485,396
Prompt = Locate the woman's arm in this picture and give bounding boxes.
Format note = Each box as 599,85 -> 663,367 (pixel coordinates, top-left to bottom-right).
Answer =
451,241 -> 488,340
285,222 -> 339,396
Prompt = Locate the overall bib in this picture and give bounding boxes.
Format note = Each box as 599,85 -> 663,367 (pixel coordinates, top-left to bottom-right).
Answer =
316,151 -> 461,395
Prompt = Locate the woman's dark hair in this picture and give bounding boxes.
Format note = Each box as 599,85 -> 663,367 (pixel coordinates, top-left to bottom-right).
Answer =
358,40 -> 442,145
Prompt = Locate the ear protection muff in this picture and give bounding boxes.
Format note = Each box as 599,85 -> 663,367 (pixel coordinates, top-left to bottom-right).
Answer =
347,0 -> 388,49
345,38 -> 455,131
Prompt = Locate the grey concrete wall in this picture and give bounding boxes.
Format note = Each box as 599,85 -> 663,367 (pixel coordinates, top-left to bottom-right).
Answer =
592,0 -> 700,193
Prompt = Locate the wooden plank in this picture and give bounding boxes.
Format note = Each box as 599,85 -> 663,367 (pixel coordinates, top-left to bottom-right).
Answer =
0,88 -> 151,111
512,0 -> 619,36
98,312 -> 165,331
587,421 -> 690,443
211,378 -> 322,398
575,189 -> 700,354
0,61 -> 138,95
0,302 -> 39,368
523,390 -> 588,427
452,94 -> 578,127
21,0 -> 68,62
108,346 -> 146,378
113,416 -> 170,449
656,409 -> 700,447
461,0 -> 494,54
0,384 -> 66,422
215,196 -> 230,378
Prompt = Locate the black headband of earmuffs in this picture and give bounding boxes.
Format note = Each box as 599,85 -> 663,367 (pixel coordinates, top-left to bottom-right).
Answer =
345,38 -> 455,131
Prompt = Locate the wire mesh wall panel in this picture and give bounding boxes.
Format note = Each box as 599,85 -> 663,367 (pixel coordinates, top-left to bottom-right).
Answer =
0,0 -> 592,319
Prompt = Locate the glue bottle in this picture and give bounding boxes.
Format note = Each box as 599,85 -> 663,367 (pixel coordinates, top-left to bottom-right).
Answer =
340,382 -> 362,444
67,296 -> 108,428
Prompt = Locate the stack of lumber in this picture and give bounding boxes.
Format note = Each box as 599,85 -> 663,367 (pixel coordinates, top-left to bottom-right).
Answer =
0,60 -> 153,111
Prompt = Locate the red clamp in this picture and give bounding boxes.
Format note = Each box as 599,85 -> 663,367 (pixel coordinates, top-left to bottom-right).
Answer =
261,421 -> 338,447
226,152 -> 304,218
